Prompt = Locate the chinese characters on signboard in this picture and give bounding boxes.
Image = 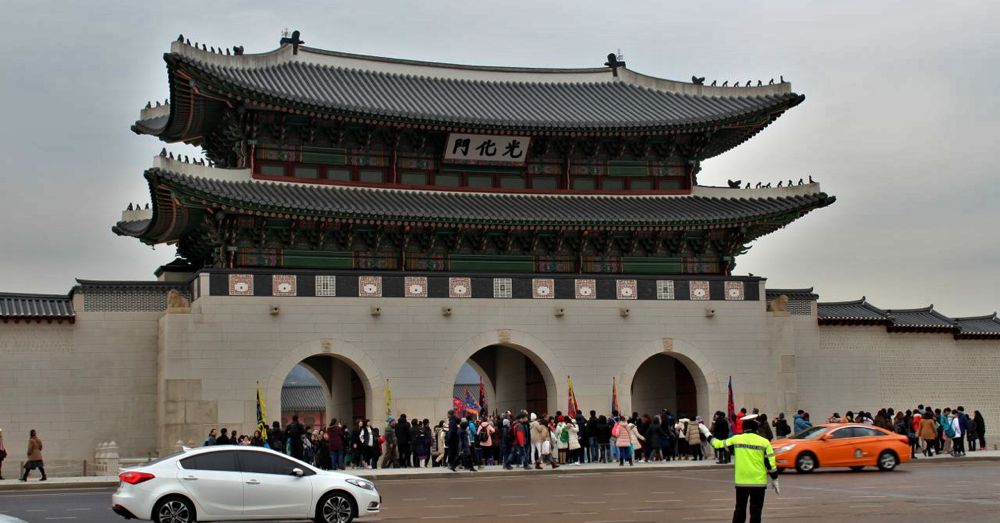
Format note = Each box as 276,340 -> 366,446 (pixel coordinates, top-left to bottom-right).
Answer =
443,133 -> 531,165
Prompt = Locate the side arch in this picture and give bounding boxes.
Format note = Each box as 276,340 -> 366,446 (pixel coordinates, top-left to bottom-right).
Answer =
264,339 -> 383,426
437,329 -> 567,416
619,338 -> 721,418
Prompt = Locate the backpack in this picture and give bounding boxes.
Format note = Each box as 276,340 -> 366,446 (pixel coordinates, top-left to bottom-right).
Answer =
560,426 -> 570,444
479,426 -> 490,442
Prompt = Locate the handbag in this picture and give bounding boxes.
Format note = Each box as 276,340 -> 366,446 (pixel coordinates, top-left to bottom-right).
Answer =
541,439 -> 551,455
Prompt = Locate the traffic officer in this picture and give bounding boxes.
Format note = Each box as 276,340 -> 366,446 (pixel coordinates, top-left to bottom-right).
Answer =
699,414 -> 778,523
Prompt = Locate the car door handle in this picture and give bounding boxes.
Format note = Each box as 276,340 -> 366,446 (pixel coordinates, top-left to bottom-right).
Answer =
182,476 -> 198,481
246,479 -> 260,485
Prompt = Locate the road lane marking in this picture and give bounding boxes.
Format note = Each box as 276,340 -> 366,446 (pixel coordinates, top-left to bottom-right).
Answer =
499,502 -> 537,507
500,495 -> 526,498
578,500 -> 607,504
425,504 -> 465,508
643,499 -> 680,503
402,497 -> 427,501
44,518 -> 77,521
448,497 -> 474,500
66,509 -> 92,512
421,517 -> 459,520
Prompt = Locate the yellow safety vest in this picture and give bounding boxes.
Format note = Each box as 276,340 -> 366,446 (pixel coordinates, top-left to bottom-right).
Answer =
711,432 -> 776,487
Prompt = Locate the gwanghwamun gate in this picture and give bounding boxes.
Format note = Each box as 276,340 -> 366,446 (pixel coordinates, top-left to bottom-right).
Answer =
1,34 -> 997,474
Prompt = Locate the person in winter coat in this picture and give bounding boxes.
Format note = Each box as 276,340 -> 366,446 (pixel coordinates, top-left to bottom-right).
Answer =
614,418 -> 633,466
555,419 -> 569,464
0,428 -> 6,480
478,419 -> 496,465
595,415 -> 611,463
756,414 -> 774,441
567,419 -> 582,464
950,413 -> 964,457
381,418 -> 399,469
432,421 -> 446,466
967,416 -> 979,452
644,416 -> 666,462
711,411 -> 731,464
627,422 -> 644,463
687,416 -> 704,460
20,429 -> 45,482
773,413 -> 791,438
327,420 -> 345,470
918,412 -> 938,456
529,414 -> 546,469
457,420 -> 476,471
974,411 -> 986,451
793,411 -> 812,434
395,414 -> 412,468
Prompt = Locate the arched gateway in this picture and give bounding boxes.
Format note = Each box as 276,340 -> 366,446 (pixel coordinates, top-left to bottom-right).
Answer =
623,338 -> 716,419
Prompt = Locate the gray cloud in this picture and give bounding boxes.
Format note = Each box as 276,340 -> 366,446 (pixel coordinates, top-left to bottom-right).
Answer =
0,0 -> 995,316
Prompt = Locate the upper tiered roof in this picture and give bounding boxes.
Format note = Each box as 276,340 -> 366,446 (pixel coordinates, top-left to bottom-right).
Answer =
0,292 -> 75,323
134,35 -> 803,159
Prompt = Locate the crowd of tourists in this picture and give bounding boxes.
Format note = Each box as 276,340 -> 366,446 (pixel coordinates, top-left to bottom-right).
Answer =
199,403 -> 989,472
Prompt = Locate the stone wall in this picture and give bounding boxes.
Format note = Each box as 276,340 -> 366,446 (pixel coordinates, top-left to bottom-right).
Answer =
0,307 -> 160,475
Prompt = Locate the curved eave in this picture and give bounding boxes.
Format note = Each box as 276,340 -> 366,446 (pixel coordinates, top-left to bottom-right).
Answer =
120,168 -> 835,246
157,53 -> 803,151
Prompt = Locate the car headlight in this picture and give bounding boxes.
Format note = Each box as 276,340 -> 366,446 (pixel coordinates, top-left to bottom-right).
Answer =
774,444 -> 796,454
345,478 -> 375,491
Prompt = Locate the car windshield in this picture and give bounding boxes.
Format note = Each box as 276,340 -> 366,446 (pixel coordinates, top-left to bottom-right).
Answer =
789,426 -> 829,439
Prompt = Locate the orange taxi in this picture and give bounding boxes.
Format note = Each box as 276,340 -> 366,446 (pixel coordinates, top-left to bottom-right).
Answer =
772,423 -> 910,473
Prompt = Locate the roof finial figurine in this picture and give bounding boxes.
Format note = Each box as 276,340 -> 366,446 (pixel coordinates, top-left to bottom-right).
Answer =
755,182 -> 761,188
177,34 -> 184,43
145,203 -> 150,210
798,178 -> 804,185
788,179 -> 793,186
757,80 -> 762,86
159,148 -> 167,157
692,76 -> 705,85
780,75 -> 785,83
764,182 -> 771,188
710,80 -> 717,86
127,203 -> 134,211
233,45 -> 244,55
604,52 -> 626,78
808,175 -> 814,183
745,80 -> 752,87
727,179 -> 742,189
280,30 -> 305,55
145,101 -> 151,109
225,48 -> 231,55
185,38 -> 190,45
721,81 -> 729,87
168,152 -> 174,160
745,182 -> 751,189
769,78 -> 775,85
777,180 -> 783,188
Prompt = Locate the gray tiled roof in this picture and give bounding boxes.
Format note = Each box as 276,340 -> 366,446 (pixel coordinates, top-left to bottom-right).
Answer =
884,306 -> 956,331
281,385 -> 326,411
766,287 -> 818,300
167,53 -> 802,133
123,169 -> 834,231
0,292 -> 75,321
954,314 -> 1000,337
817,298 -> 889,323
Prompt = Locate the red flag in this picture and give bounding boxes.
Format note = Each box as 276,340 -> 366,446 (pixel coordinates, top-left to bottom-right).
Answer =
611,376 -> 619,415
727,376 -> 736,435
567,376 -> 579,418
479,376 -> 487,416
453,396 -> 465,417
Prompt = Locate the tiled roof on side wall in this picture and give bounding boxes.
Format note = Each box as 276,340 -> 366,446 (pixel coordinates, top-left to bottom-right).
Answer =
884,306 -> 956,332
281,385 -> 326,411
0,293 -> 75,322
817,298 -> 889,325
766,288 -> 818,300
954,314 -> 1000,338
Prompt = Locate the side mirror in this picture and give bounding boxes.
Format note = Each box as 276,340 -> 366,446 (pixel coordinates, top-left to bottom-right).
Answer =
291,467 -> 304,477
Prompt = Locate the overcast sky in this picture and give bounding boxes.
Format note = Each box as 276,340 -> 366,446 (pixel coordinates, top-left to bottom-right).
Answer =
0,1 -> 996,316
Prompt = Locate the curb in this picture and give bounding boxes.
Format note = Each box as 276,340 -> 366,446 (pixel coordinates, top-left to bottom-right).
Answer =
1,455 -> 997,491
0,481 -> 118,492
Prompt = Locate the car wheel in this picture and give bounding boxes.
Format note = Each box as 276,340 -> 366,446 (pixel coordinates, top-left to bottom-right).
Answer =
850,465 -> 864,471
877,451 -> 898,471
153,496 -> 196,523
317,491 -> 355,523
795,452 -> 817,473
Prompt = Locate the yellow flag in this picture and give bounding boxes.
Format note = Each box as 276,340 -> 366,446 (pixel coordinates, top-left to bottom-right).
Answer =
385,378 -> 392,420
256,382 -> 268,441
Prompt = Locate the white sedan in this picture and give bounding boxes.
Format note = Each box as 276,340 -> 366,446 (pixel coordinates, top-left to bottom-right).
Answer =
111,446 -> 380,522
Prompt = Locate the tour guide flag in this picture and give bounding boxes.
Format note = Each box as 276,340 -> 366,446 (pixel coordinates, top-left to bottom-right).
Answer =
463,387 -> 481,416
727,376 -> 736,434
385,378 -> 392,420
611,376 -> 619,415
256,382 -> 268,442
479,376 -> 487,417
567,376 -> 580,418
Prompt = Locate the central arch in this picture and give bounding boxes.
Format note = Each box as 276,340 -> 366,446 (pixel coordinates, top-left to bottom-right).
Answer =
440,330 -> 565,416
620,338 -> 718,419
265,339 -> 381,429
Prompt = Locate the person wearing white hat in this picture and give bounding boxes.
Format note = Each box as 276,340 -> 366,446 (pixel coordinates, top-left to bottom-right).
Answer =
700,414 -> 778,523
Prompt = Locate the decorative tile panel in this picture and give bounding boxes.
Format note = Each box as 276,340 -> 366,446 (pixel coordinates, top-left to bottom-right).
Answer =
724,281 -> 745,301
229,274 -> 253,296
532,278 -> 555,299
574,279 -> 596,299
616,279 -> 638,300
689,280 -> 710,301
493,278 -> 512,299
449,277 -> 471,298
272,275 -> 297,296
315,275 -> 336,297
358,276 -> 382,297
656,280 -> 675,300
405,277 -> 428,298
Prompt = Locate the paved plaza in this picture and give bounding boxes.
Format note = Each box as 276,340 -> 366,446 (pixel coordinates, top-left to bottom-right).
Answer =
2,456 -> 999,522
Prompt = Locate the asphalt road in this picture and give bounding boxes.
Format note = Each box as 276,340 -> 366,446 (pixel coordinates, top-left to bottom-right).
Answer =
2,461 -> 999,523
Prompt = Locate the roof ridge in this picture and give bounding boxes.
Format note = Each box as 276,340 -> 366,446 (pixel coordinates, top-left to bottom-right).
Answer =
0,292 -> 71,299
954,312 -> 999,321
